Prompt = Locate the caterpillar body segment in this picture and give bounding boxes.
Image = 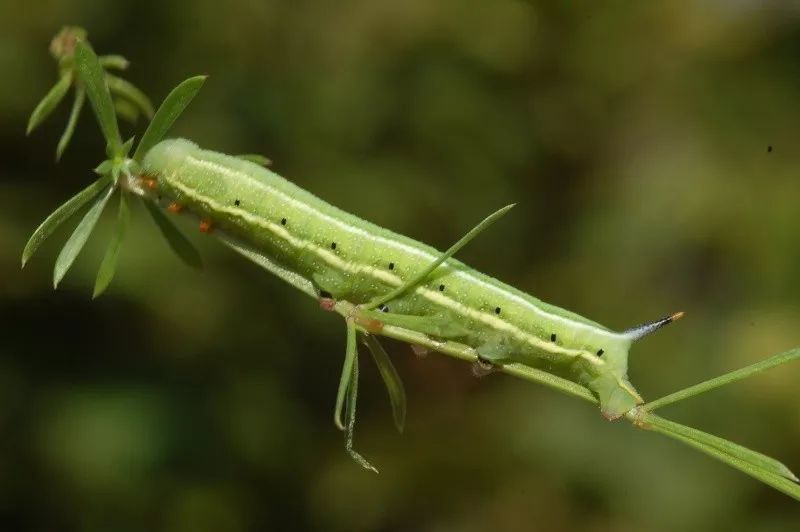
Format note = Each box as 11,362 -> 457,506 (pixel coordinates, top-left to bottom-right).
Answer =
142,138 -> 645,419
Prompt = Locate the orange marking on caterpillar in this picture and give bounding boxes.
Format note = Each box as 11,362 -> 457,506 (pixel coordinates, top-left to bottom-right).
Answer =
319,298 -> 336,311
199,219 -> 214,233
167,202 -> 183,213
354,314 -> 384,334
141,177 -> 159,190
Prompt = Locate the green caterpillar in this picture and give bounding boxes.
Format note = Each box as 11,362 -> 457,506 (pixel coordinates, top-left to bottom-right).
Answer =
22,34 -> 800,499
139,137 -> 676,421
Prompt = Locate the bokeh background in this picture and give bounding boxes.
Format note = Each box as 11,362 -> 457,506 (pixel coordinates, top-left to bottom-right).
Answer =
2,1 -> 800,530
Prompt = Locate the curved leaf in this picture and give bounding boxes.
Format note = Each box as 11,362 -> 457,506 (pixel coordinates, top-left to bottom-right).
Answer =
98,55 -> 129,70
106,74 -> 154,119
343,334 -> 378,473
114,98 -> 140,123
27,72 -> 72,135
133,76 -> 207,162
22,176 -> 108,267
364,334 -> 406,433
334,319 -> 358,431
53,185 -> 114,288
93,192 -> 130,298
644,413 -> 798,482
56,87 -> 85,160
645,414 -> 800,502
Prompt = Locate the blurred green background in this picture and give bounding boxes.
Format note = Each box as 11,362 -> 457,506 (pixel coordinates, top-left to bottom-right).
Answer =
2,1 -> 800,530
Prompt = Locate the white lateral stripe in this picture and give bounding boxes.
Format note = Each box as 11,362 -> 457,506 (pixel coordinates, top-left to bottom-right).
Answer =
181,154 -> 623,340
165,174 -> 603,367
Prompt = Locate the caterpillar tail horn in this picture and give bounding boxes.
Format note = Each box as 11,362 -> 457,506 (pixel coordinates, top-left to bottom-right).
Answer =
624,311 -> 685,342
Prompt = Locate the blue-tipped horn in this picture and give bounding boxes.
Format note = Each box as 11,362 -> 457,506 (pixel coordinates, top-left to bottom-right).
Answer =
625,312 -> 685,342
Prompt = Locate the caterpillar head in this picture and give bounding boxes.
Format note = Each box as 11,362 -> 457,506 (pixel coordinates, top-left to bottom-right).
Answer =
588,312 -> 684,419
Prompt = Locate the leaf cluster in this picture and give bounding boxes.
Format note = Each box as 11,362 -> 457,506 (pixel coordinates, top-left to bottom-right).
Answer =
27,26 -> 154,161
22,33 -> 205,297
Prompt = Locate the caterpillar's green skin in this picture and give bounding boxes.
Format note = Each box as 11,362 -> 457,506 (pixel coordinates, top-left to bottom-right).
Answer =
143,138 -> 643,418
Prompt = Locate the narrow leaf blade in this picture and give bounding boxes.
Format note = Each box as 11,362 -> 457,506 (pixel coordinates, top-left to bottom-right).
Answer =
27,73 -> 72,135
143,200 -> 203,269
643,413 -> 798,481
93,192 -> 130,298
133,76 -> 207,162
334,320 -> 358,431
216,232 -> 316,298
98,55 -> 129,70
114,98 -> 140,123
22,176 -> 108,267
106,74 -> 154,119
53,185 -> 114,288
364,335 -> 406,433
650,420 -> 800,502
366,203 -> 515,310
74,40 -> 122,154
343,348 -> 378,473
56,87 -> 85,160
645,347 -> 800,411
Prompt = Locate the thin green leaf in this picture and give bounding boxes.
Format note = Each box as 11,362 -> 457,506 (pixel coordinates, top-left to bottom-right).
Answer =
53,185 -> 114,288
216,232 -> 316,298
94,160 -> 113,175
642,412 -> 798,481
98,55 -> 129,70
55,88 -> 85,160
27,73 -> 72,135
236,154 -> 272,166
120,137 -> 135,156
114,98 -> 140,123
334,319 -> 358,431
133,76 -> 207,162
648,419 -> 800,502
93,192 -> 130,298
645,347 -> 800,412
365,203 -> 515,310
344,345 -> 378,473
22,176 -> 108,267
364,335 -> 406,433
74,40 -> 122,155
360,308 -> 469,338
106,74 -> 154,119
143,200 -> 203,269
